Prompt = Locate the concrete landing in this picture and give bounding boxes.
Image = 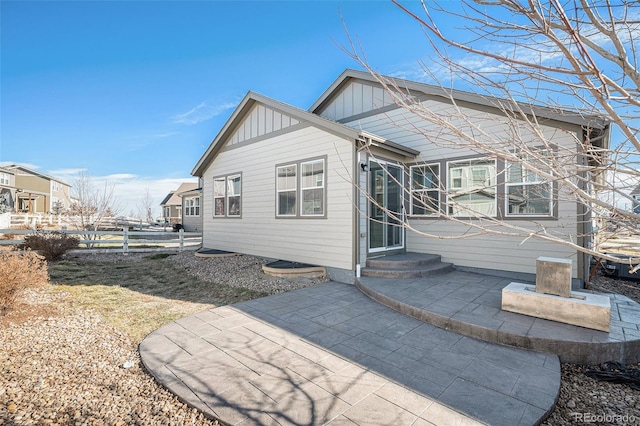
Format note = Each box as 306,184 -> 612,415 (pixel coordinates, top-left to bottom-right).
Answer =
357,272 -> 640,364
140,282 -> 560,426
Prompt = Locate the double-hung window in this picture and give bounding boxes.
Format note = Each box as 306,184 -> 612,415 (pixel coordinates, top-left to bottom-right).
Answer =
447,158 -> 497,216
410,164 -> 440,216
276,164 -> 297,216
506,154 -> 551,216
213,174 -> 242,217
301,159 -> 324,216
276,158 -> 325,217
185,196 -> 200,216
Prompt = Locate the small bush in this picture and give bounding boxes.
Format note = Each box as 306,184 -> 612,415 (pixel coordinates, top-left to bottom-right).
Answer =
21,231 -> 80,261
0,247 -> 49,315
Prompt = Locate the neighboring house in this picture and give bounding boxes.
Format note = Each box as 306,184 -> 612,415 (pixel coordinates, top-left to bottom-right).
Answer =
160,182 -> 198,225
631,184 -> 640,215
3,164 -> 71,214
192,69 -> 610,284
0,166 -> 17,213
179,181 -> 202,232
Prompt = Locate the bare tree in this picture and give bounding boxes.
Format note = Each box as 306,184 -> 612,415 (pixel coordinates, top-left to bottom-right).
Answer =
138,187 -> 155,224
64,172 -> 120,247
343,0 -> 640,271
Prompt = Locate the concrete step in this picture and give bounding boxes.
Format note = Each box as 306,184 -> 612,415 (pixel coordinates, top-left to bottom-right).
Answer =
366,253 -> 442,269
361,261 -> 454,278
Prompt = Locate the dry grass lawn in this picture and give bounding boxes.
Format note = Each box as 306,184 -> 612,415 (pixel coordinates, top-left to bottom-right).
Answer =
47,253 -> 267,343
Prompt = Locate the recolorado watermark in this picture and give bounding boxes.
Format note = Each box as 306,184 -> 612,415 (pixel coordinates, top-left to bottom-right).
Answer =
571,412 -> 637,424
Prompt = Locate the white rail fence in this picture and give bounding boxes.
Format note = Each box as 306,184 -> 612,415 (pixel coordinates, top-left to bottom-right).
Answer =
0,228 -> 202,254
8,213 -> 158,230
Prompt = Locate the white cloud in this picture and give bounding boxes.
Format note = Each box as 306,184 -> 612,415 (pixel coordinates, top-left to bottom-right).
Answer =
46,169 -> 197,219
172,100 -> 238,125
103,173 -> 138,180
47,167 -> 88,177
92,175 -> 197,219
153,131 -> 178,138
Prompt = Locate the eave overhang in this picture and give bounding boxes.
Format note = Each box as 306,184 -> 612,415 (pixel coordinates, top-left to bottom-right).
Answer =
310,69 -> 611,131
191,91 -> 411,177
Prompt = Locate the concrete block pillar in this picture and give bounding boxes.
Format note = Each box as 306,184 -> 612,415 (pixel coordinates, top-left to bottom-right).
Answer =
536,257 -> 572,298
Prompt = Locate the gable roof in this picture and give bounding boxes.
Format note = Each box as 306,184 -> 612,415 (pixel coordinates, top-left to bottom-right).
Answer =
159,192 -> 174,206
310,69 -> 610,131
0,166 -> 15,176
191,91 -> 417,177
160,182 -> 198,207
3,164 -> 70,186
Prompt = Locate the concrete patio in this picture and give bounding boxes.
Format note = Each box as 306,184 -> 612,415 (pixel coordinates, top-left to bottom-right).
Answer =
357,271 -> 640,364
140,280 -> 561,425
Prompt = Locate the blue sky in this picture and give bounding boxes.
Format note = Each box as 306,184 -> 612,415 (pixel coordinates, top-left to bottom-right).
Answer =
1,0 -> 437,215
3,1 -> 634,215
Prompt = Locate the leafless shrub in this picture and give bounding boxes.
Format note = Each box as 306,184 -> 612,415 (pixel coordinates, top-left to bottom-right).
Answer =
21,232 -> 80,261
0,247 -> 48,315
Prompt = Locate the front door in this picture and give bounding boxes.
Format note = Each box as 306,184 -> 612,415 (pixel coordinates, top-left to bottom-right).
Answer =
369,160 -> 404,252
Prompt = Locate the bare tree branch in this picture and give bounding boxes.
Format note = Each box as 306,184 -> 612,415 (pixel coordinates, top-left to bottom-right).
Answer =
341,0 -> 640,272
64,172 -> 120,247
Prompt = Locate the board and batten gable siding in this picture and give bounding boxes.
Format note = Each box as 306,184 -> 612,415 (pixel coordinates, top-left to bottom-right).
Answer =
320,79 -> 396,121
227,104 -> 301,146
201,125 -> 355,271
339,97 -> 583,277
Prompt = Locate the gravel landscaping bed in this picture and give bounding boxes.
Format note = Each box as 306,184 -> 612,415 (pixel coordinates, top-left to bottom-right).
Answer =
0,252 -> 326,425
541,271 -> 640,425
0,291 -> 215,425
163,251 -> 329,294
1,251 -> 639,425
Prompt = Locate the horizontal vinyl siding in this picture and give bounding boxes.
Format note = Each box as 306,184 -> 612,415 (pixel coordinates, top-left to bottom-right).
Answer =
202,126 -> 354,270
348,100 -> 583,277
406,224 -> 578,276
346,100 -> 577,163
182,216 -> 201,232
16,175 -> 49,193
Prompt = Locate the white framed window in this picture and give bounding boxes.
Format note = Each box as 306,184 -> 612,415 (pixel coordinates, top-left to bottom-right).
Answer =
506,154 -> 552,216
227,174 -> 241,216
0,173 -> 9,185
185,196 -> 200,216
213,178 -> 226,216
301,159 -> 324,216
213,174 -> 241,217
277,164 -> 297,216
275,157 -> 326,218
410,164 -> 440,216
447,158 -> 497,216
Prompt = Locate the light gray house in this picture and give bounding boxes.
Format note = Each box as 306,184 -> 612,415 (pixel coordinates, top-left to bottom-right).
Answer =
192,69 -> 609,284
179,182 -> 202,232
630,183 -> 640,215
160,182 -> 198,226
